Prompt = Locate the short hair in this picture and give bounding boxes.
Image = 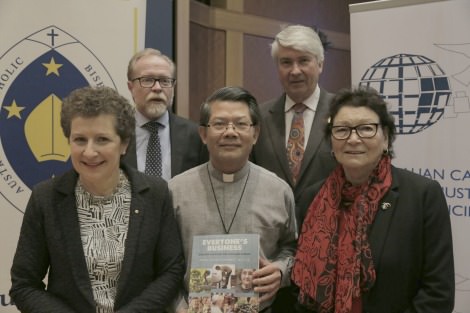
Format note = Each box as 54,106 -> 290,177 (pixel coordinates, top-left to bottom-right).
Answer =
325,86 -> 396,157
61,86 -> 135,144
126,48 -> 176,80
199,86 -> 261,127
271,25 -> 324,62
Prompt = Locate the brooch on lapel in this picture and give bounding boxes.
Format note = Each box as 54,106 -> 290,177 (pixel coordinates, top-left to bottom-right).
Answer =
381,202 -> 391,210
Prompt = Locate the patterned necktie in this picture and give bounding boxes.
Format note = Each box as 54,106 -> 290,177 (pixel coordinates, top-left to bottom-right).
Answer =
143,121 -> 162,177
287,103 -> 307,185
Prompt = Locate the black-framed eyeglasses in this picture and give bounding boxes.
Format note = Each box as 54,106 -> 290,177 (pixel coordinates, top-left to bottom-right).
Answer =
204,121 -> 254,133
331,123 -> 380,140
131,77 -> 176,88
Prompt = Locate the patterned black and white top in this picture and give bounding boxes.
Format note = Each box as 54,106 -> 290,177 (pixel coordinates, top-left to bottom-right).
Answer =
76,170 -> 131,313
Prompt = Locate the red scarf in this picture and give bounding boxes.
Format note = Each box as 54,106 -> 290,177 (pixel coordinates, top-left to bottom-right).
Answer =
291,156 -> 392,313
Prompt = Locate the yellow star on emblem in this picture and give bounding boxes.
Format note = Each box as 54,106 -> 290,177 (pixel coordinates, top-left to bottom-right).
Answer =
3,100 -> 25,119
42,57 -> 63,76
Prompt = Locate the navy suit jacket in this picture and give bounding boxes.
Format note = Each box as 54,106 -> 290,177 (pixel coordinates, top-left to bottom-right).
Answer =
122,111 -> 208,177
251,89 -> 337,201
295,166 -> 455,313
10,164 -> 185,313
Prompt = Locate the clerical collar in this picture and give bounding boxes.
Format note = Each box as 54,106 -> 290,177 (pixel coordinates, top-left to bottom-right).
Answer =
207,162 -> 250,183
206,162 -> 251,234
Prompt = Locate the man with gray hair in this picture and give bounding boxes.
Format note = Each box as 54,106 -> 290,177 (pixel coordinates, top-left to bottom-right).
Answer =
252,25 -> 336,202
122,48 -> 207,180
252,24 -> 337,312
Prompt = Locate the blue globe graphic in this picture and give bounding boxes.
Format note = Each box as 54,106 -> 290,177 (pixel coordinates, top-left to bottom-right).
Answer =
359,53 -> 452,134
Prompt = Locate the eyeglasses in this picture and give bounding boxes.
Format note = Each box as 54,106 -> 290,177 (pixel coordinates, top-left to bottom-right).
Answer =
131,77 -> 176,88
204,121 -> 254,133
331,123 -> 380,140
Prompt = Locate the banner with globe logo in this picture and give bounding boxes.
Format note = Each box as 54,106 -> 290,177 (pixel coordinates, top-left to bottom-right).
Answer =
0,1 -> 145,311
351,1 -> 470,312
359,53 -> 452,134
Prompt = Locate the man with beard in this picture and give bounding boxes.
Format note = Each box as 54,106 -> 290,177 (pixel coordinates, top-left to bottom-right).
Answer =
123,48 -> 207,180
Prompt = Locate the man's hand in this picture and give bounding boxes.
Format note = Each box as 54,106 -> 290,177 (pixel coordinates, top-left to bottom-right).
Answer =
252,258 -> 282,303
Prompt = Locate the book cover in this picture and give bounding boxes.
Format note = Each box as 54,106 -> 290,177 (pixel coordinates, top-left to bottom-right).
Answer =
188,233 -> 260,313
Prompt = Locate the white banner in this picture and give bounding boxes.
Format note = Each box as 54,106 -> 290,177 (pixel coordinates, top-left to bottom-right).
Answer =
351,1 -> 470,312
0,0 -> 145,311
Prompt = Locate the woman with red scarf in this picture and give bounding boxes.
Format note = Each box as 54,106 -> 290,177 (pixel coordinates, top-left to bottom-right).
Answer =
291,87 -> 454,313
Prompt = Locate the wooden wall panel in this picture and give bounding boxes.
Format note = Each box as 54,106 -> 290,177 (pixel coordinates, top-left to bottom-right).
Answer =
243,34 -> 281,104
189,23 -> 226,121
179,0 -> 373,120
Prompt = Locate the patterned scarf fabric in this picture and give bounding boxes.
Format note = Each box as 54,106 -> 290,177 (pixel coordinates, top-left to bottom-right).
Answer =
291,156 -> 392,313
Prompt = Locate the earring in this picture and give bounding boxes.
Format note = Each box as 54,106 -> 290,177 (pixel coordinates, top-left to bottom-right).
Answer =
383,148 -> 389,155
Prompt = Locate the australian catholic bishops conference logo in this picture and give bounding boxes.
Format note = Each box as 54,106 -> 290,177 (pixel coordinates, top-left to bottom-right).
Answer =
0,25 -> 116,213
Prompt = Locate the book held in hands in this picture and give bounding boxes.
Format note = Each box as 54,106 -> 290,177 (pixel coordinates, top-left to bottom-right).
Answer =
188,233 -> 260,313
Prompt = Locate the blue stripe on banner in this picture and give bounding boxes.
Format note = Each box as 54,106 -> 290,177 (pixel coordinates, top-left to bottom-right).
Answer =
145,0 -> 174,58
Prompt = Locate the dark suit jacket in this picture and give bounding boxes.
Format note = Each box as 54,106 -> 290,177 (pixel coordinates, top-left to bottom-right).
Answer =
122,111 -> 208,177
10,164 -> 185,313
251,90 -> 337,202
294,166 -> 455,313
